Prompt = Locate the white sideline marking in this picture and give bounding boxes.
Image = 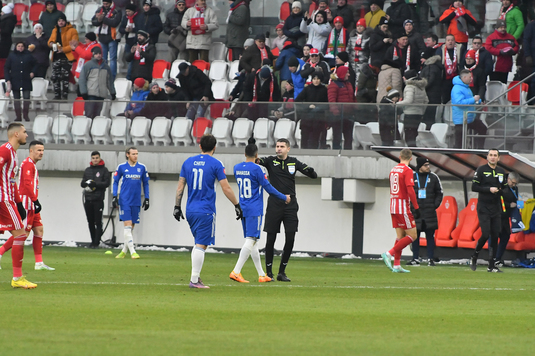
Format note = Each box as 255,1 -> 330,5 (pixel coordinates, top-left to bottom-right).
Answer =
30,281 -> 530,291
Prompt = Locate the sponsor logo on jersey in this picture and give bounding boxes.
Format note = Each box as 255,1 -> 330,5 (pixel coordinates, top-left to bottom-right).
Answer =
124,174 -> 141,179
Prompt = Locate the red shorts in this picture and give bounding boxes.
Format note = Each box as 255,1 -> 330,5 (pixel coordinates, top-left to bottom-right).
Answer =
391,212 -> 416,230
24,209 -> 42,232
0,201 -> 23,231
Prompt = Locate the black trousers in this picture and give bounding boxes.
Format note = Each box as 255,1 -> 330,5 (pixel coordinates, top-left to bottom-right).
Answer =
332,119 -> 353,150
475,209 -> 501,265
454,118 -> 487,149
84,200 -> 104,247
13,89 -> 30,121
411,221 -> 436,260
301,120 -> 325,149
496,216 -> 511,261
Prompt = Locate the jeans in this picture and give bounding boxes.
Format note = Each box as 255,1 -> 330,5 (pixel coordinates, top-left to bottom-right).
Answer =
186,100 -> 209,120
100,41 -> 117,81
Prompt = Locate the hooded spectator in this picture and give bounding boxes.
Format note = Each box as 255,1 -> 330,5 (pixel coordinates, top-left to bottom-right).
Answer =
275,40 -> 302,93
39,0 -> 64,41
300,9 -> 332,52
241,63 -> 281,120
135,0 -> 163,44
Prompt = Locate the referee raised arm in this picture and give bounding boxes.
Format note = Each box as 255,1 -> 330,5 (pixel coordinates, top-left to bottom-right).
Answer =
258,138 -> 317,282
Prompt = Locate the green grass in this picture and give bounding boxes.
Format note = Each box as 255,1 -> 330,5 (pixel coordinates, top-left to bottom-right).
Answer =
1,247 -> 535,355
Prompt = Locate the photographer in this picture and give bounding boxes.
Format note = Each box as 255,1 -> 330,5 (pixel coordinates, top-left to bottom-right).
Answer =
81,151 -> 111,248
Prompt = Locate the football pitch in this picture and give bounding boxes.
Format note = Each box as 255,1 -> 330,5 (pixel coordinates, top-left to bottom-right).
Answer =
1,246 -> 535,355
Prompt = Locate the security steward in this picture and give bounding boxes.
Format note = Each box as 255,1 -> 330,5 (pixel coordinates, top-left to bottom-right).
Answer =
471,149 -> 507,273
407,157 -> 443,267
81,151 -> 111,248
258,138 -> 317,282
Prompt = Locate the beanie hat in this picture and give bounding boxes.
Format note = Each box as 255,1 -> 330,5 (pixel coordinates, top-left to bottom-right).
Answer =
465,50 -> 476,59
85,32 -> 97,42
496,19 -> 506,28
137,29 -> 149,38
178,62 -> 189,74
1,3 -> 14,14
150,82 -> 160,90
91,46 -> 102,54
276,23 -> 284,30
403,19 -> 413,27
262,58 -> 272,66
254,33 -> 266,41
126,3 -> 137,11
333,16 -> 344,25
379,16 -> 388,26
386,87 -> 400,99
144,0 -> 152,6
243,38 -> 254,48
336,65 -> 349,80
165,78 -> 178,90
292,1 -> 302,9
134,78 -> 146,88
45,0 -> 55,6
176,0 -> 186,3
287,78 -> 294,86
356,18 -> 366,27
416,157 -> 429,171
58,12 -> 67,22
369,0 -> 384,7
337,51 -> 349,63
404,69 -> 418,80
312,71 -> 324,82
288,55 -> 299,67
259,67 -> 271,79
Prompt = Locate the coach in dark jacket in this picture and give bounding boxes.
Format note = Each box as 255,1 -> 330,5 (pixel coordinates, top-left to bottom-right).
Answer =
408,157 -> 443,266
81,151 -> 111,249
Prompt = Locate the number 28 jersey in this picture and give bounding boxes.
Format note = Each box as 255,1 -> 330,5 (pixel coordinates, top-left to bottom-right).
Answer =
234,161 -> 286,217
389,163 -> 415,214
180,154 -> 227,215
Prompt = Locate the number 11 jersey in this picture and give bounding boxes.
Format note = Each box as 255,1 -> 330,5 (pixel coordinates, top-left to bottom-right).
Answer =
180,154 -> 227,215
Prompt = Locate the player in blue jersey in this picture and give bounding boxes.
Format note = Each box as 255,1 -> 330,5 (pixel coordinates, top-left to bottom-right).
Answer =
230,138 -> 291,283
173,134 -> 243,289
112,147 -> 150,259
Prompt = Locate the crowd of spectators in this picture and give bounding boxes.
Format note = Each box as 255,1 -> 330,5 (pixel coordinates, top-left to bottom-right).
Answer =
1,0 -> 535,149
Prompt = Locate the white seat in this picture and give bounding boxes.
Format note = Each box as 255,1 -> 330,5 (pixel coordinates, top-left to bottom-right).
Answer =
30,78 -> 48,110
208,60 -> 229,81
208,42 -> 227,62
51,115 -> 73,143
273,118 -> 296,147
485,1 -> 502,33
150,116 -> 172,146
232,117 -> 254,146
110,117 -> 132,145
71,116 -> 92,144
117,43 -> 126,74
154,78 -> 167,89
114,78 -> 132,100
486,81 -> 507,106
130,116 -> 152,145
353,123 -> 378,149
170,59 -> 187,79
82,2 -> 100,33
228,60 -> 240,81
110,100 -> 127,119
430,123 -> 449,146
365,122 -> 381,146
65,2 -> 83,29
91,116 -> 113,145
325,127 -> 333,149
32,115 -> 53,143
0,97 -> 9,129
253,118 -> 275,147
211,80 -> 230,100
212,117 -> 234,147
170,117 -> 193,146
294,120 -> 301,148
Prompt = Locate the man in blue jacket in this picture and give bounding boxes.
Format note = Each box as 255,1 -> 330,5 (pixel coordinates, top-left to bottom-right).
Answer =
451,69 -> 487,148
287,55 -> 306,99
274,40 -> 302,95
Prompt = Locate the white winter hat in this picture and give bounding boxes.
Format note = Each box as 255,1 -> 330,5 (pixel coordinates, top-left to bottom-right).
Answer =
292,1 -> 302,9
2,3 -> 14,14
33,23 -> 43,33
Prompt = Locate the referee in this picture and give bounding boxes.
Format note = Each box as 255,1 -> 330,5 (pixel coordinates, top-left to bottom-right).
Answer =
258,138 -> 317,282
471,149 -> 507,273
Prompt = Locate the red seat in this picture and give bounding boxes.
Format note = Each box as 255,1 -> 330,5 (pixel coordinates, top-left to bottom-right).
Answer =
13,3 -> 28,26
56,3 -> 65,11
191,117 -> 212,143
186,0 -> 195,7
152,59 -> 170,79
506,231 -> 535,251
210,101 -> 230,118
73,97 -> 85,116
507,81 -> 529,105
29,3 -> 45,26
192,60 -> 210,74
423,196 -> 458,247
455,198 -> 481,249
279,1 -> 291,22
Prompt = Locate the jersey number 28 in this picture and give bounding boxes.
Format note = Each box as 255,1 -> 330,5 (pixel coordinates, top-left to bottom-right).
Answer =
236,178 -> 252,199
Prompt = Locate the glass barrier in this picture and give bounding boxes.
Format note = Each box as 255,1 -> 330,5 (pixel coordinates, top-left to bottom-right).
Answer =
4,95 -> 535,155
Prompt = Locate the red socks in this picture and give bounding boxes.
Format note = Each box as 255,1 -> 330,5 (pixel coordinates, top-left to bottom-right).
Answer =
0,236 -> 14,255
389,236 -> 415,266
33,235 -> 43,263
12,234 -> 27,278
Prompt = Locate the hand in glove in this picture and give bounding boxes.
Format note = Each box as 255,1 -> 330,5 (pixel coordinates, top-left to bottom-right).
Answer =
17,202 -> 26,221
111,94 -> 116,101
142,198 -> 150,211
234,204 -> 243,220
112,196 -> 118,209
413,208 -> 421,220
33,199 -> 42,214
173,205 -> 184,222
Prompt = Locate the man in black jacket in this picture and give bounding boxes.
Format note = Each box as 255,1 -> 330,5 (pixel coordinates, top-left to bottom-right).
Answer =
239,33 -> 274,74
177,61 -> 214,120
125,30 -> 156,83
407,157 -> 443,266
118,4 -> 138,80
331,0 -> 355,31
495,171 -> 520,267
385,0 -> 413,40
163,0 -> 188,62
471,149 -> 508,273
91,0 -> 121,80
258,139 -> 318,282
81,151 -> 111,248
134,0 -> 163,44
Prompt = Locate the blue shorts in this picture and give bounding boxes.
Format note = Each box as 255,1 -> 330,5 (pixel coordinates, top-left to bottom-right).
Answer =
242,216 -> 263,239
119,206 -> 140,224
187,212 -> 215,246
